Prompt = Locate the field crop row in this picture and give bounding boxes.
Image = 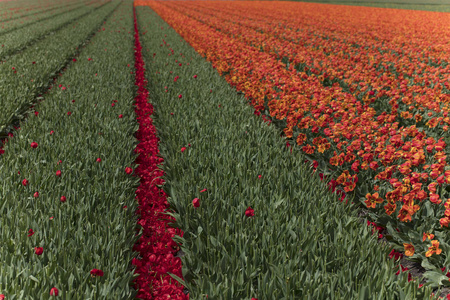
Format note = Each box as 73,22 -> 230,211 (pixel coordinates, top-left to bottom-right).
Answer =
0,0 -> 84,22
0,0 -> 117,140
139,0 -> 450,288
0,1 -> 105,59
0,1 -> 139,298
133,5 -> 439,298
0,0 -> 91,34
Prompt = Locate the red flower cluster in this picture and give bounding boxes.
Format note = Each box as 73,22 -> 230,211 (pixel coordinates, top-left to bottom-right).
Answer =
131,7 -> 187,300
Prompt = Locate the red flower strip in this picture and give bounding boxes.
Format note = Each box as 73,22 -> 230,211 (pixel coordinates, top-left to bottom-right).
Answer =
131,6 -> 187,300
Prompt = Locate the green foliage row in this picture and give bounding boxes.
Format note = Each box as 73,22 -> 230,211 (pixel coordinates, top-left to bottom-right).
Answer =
0,1 -> 102,59
136,6 -> 438,299
0,0 -> 90,36
0,0 -> 84,22
0,1 -> 139,299
294,0 -> 450,12
0,0 -> 118,140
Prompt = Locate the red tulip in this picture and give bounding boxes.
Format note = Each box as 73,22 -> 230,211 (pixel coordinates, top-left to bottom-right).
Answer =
200,188 -> 207,193
67,112 -> 71,116
33,192 -> 39,198
193,75 -> 197,79
56,170 -> 61,177
178,94 -> 182,99
181,147 -> 186,152
49,287 -> 58,296
245,206 -> 255,217
27,229 -> 35,237
34,247 -> 43,255
96,158 -> 102,162
125,167 -> 133,174
50,130 -> 54,135
30,142 -> 38,148
60,196 -> 66,202
22,179 -> 28,186
192,198 -> 200,208
118,114 -> 123,118
90,269 -> 104,277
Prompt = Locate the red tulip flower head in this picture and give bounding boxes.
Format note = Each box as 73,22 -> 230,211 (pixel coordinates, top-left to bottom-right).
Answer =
90,269 -> 104,277
245,206 -> 255,217
118,114 -> 123,118
178,94 -> 182,99
33,192 -> 39,198
125,167 -> 133,174
60,196 -> 66,202
56,170 -> 61,177
27,229 -> 35,237
181,147 -> 186,152
0,294 -> 4,300
192,198 -> 200,208
22,179 -> 28,186
49,287 -> 58,296
30,142 -> 38,148
34,247 -> 43,255
96,158 -> 102,162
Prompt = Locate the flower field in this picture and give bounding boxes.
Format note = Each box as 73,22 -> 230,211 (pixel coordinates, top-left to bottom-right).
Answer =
1,0 -> 450,298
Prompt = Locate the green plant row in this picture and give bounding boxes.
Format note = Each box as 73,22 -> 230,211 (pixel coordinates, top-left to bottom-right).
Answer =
0,1 -> 139,299
0,0 -> 90,36
0,0 -> 117,140
136,6 -> 438,299
0,1 -> 102,59
0,0 -> 83,22
293,0 -> 450,12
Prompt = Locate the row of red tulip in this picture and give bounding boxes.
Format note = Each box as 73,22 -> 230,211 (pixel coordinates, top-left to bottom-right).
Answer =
130,6 -> 187,299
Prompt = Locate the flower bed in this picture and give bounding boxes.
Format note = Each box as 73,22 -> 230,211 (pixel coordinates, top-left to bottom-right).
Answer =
133,5 -> 437,298
136,1 -> 450,288
131,6 -> 187,299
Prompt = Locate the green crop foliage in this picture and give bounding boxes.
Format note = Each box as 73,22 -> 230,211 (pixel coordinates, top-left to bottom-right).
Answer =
0,0 -> 90,35
135,6 -> 440,299
0,1 -> 139,298
0,0 -> 118,140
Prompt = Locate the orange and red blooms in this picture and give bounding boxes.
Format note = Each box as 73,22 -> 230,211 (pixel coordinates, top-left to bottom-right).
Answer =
425,240 -> 442,257
403,243 -> 415,257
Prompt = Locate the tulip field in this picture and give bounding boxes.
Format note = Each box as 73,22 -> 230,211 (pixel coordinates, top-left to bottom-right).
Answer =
1,0 -> 450,298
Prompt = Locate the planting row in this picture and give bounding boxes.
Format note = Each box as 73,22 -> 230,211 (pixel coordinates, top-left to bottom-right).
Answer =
130,6 -> 186,298
0,0 -> 81,22
140,0 -> 450,282
0,0 -> 105,59
0,0 -> 117,140
134,5 -> 437,298
0,0 -> 90,35
0,1 -> 139,298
